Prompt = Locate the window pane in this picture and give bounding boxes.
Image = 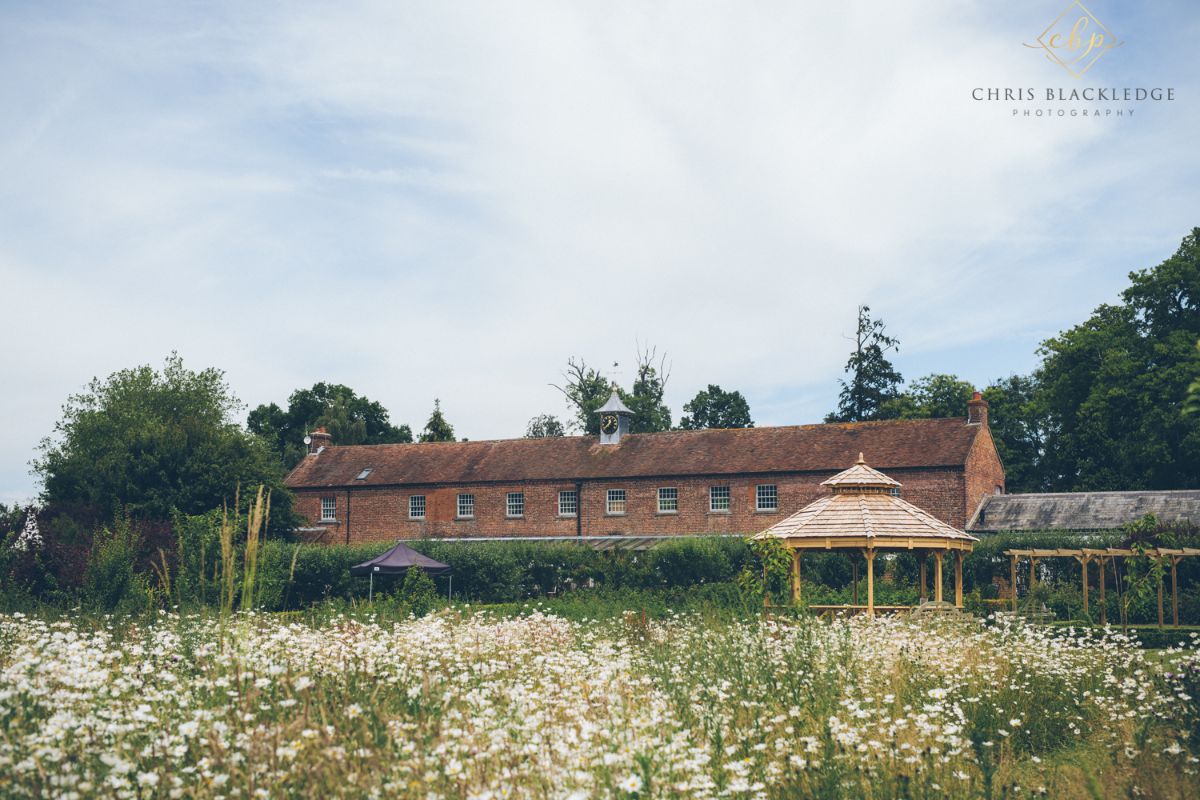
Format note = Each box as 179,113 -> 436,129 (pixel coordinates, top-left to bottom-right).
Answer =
457,493 -> 475,518
320,497 -> 336,520
756,484 -> 778,511
409,495 -> 426,519
658,487 -> 678,513
607,489 -> 626,515
558,490 -> 578,516
709,486 -> 730,512
506,492 -> 524,517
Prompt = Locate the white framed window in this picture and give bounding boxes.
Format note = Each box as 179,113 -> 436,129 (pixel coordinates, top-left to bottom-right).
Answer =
756,484 -> 778,512
506,491 -> 525,518
457,493 -> 475,519
889,487 -> 901,497
606,489 -> 626,515
709,486 -> 731,512
409,495 -> 426,520
657,487 -> 678,514
320,496 -> 336,522
558,490 -> 578,517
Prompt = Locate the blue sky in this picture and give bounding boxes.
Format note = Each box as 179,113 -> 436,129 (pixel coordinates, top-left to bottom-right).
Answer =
1,1 -> 1198,505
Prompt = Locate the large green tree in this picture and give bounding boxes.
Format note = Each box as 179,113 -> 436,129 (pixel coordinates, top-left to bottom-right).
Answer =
1036,228 -> 1200,490
877,374 -> 975,420
35,354 -> 291,522
825,305 -> 903,422
419,399 -> 456,442
248,382 -> 412,468
982,375 -> 1049,493
678,385 -> 754,429
525,414 -> 565,438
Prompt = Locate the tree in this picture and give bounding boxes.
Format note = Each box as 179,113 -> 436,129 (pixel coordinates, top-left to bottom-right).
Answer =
678,385 -> 754,429
621,345 -> 673,433
1035,228 -> 1200,491
551,358 -> 612,435
248,383 -> 412,468
878,374 -> 975,420
553,345 -> 673,434
34,354 -> 292,523
825,305 -> 903,422
525,414 -> 565,438
420,399 -> 456,442
982,375 -> 1050,493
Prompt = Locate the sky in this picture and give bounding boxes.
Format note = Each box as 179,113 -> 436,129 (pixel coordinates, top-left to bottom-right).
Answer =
1,1 -> 1198,505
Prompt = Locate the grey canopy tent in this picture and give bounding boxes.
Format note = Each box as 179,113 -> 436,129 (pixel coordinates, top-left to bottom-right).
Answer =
350,541 -> 452,601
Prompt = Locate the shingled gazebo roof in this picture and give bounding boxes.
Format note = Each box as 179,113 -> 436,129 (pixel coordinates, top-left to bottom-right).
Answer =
754,454 -> 976,550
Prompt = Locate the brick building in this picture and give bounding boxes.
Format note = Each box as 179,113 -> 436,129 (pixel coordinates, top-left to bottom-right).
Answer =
285,392 -> 1004,545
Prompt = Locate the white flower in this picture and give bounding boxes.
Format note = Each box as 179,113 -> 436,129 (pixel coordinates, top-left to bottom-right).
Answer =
138,772 -> 159,787
618,773 -> 642,792
1009,718 -> 1022,728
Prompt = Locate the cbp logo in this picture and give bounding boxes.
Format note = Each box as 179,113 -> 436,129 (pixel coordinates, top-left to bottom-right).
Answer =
1024,1 -> 1122,78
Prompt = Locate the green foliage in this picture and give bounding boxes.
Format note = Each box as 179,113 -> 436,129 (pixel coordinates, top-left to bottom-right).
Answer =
737,538 -> 792,605
554,346 -> 673,434
35,354 -> 294,530
826,305 -> 903,422
399,566 -> 439,616
248,382 -> 413,469
982,374 -> 1049,493
878,373 -> 975,420
81,515 -> 148,612
525,414 -> 565,438
1036,227 -> 1200,491
553,357 -> 613,435
419,399 -> 456,442
677,384 -> 753,430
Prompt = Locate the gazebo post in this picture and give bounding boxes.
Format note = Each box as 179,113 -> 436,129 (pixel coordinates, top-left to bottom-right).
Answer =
1172,557 -> 1181,628
1009,554 -> 1018,612
865,548 -> 876,617
919,552 -> 927,604
934,552 -> 944,603
791,549 -> 802,605
954,550 -> 963,609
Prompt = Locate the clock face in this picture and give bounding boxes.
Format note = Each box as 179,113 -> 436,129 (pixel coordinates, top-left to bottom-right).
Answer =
601,414 -> 619,434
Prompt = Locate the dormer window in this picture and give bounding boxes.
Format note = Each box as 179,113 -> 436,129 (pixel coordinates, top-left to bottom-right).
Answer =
355,468 -> 373,481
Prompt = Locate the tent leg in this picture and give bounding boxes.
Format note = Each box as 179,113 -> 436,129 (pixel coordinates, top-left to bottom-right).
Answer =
448,575 -> 453,602
369,572 -> 374,603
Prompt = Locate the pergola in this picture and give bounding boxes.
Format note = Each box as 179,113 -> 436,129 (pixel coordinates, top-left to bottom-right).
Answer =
753,455 -> 978,616
1005,547 -> 1200,627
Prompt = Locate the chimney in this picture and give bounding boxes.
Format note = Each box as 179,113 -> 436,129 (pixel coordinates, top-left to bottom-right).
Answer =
966,391 -> 988,426
308,426 -> 333,454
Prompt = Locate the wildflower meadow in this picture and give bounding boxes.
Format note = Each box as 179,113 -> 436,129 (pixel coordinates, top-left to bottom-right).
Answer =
2,608 -> 1198,799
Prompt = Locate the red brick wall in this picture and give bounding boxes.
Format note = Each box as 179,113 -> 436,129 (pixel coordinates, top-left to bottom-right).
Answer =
963,426 -> 1006,525
292,465 -> 981,544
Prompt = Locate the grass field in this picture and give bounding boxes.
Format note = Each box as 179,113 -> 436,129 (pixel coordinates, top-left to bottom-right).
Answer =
1,608 -> 1198,798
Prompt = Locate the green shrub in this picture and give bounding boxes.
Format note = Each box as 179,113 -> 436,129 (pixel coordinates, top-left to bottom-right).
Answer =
400,567 -> 438,616
81,516 -> 143,612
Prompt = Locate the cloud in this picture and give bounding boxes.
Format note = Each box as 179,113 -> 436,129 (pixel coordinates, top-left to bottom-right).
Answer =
0,0 -> 1197,504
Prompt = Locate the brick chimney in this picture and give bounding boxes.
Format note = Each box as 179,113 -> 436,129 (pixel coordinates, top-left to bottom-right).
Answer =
966,391 -> 988,426
308,426 -> 333,454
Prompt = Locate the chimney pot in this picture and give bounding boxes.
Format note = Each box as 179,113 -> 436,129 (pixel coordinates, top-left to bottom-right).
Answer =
308,426 -> 333,454
967,391 -> 988,426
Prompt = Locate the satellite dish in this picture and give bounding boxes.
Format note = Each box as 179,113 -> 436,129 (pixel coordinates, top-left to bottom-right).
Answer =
303,435 -> 312,445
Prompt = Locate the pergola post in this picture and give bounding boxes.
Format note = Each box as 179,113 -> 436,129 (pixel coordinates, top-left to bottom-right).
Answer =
1078,556 -> 1089,617
865,548 -> 876,617
934,552 -> 944,603
1172,557 -> 1181,628
1029,556 -> 1038,593
1157,557 -> 1165,629
1009,554 -> 1018,612
791,549 -> 802,605
919,552 -> 927,604
954,550 -> 963,608
1098,557 -> 1107,625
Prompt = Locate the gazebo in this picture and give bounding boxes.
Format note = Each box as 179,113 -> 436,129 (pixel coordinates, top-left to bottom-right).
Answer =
753,454 -> 977,616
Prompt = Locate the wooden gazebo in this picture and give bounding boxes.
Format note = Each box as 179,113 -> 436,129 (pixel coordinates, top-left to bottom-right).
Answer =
753,454 -> 978,616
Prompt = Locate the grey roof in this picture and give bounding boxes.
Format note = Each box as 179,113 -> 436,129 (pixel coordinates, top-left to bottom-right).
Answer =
968,490 -> 1200,532
594,390 -> 633,415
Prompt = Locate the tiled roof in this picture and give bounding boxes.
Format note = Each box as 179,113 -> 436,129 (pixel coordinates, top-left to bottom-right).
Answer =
821,454 -> 902,488
968,490 -> 1200,532
755,458 -> 975,544
284,417 -> 984,489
